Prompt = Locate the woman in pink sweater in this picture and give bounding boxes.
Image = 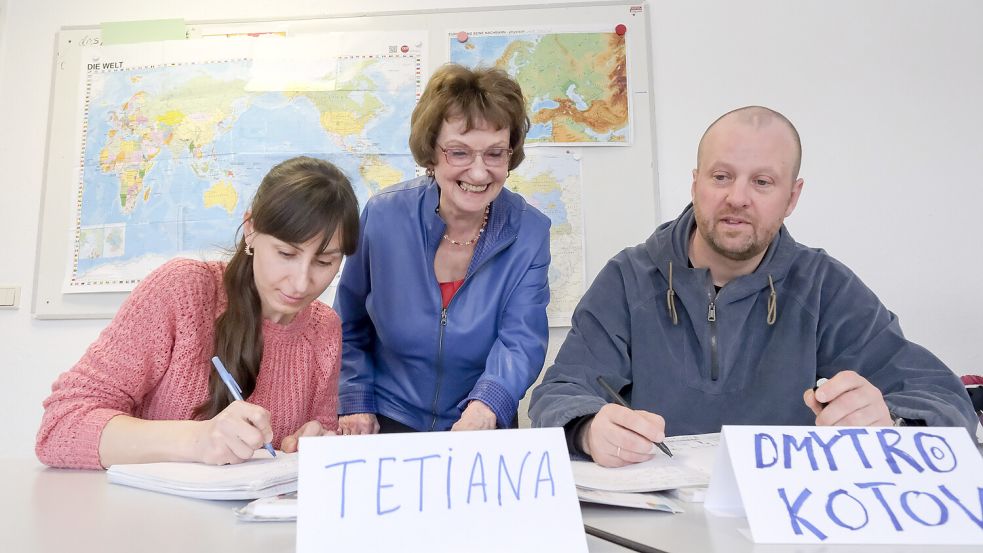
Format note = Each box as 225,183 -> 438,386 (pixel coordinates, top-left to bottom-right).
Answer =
36,156 -> 360,469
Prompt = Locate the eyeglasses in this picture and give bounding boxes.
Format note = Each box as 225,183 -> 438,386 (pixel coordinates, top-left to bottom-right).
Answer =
438,145 -> 513,168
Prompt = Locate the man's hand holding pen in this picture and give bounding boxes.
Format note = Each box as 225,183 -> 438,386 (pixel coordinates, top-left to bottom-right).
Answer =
579,403 -> 669,468
803,370 -> 893,427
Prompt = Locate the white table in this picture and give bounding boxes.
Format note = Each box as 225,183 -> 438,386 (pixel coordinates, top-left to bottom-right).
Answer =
7,458 -> 980,553
4,459 -> 628,552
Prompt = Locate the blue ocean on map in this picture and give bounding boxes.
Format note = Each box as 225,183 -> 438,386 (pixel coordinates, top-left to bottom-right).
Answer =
73,57 -> 420,287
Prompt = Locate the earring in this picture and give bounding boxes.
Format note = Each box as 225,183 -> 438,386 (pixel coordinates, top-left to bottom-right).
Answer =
244,243 -> 254,256
426,167 -> 434,177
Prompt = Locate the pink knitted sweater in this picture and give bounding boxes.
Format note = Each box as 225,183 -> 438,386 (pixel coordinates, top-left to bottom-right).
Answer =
36,258 -> 341,469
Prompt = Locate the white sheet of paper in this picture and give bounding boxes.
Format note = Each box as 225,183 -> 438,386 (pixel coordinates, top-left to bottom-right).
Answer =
577,487 -> 683,512
572,433 -> 718,492
705,425 -> 983,544
668,486 -> 708,503
296,428 -> 588,553
235,492 -> 298,522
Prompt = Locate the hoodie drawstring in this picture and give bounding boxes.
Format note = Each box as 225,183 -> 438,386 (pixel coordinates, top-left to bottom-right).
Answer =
665,261 -> 778,326
767,274 -> 777,325
666,261 -> 679,325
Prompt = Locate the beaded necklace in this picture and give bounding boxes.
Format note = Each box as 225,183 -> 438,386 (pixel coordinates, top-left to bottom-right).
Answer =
440,204 -> 490,246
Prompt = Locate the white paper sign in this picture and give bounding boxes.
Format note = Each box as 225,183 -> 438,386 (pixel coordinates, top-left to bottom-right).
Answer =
705,426 -> 983,544
296,428 -> 588,553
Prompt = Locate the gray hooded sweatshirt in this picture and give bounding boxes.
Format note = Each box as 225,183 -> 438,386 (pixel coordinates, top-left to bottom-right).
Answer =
529,205 -> 977,439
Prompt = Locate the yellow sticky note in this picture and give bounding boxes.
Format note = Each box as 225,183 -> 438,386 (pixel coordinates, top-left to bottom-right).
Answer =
100,19 -> 185,45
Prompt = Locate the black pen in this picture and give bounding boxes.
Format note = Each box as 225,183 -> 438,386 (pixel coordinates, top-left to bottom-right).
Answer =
595,375 -> 673,458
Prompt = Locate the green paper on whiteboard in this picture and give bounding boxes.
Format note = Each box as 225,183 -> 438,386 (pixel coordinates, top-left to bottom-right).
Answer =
100,19 -> 185,45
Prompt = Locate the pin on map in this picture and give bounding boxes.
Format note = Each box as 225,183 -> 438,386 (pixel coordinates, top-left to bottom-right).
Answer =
456,31 -> 469,43
615,24 -> 627,36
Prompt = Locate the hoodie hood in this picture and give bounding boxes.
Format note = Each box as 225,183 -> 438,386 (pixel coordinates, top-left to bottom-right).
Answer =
647,203 -> 795,306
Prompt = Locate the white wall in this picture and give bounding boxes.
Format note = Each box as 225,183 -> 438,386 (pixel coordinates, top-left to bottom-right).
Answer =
2,0 -> 981,460
650,0 -> 983,375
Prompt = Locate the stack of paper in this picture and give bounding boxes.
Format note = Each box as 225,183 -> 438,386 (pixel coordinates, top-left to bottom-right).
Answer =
107,450 -> 297,500
571,433 -> 719,512
576,488 -> 683,512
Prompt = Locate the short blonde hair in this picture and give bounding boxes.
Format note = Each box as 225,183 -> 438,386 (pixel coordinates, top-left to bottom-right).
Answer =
410,64 -> 529,171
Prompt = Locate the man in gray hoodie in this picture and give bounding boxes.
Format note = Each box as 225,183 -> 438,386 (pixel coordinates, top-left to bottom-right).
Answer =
529,106 -> 977,468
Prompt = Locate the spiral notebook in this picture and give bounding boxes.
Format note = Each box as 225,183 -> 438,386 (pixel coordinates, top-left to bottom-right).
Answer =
106,450 -> 297,500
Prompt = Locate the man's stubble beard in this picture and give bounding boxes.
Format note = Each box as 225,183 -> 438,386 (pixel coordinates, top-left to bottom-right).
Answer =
693,201 -> 772,263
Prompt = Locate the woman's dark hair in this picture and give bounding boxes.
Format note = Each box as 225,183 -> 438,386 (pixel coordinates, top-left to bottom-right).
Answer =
193,156 -> 360,419
409,63 -> 530,171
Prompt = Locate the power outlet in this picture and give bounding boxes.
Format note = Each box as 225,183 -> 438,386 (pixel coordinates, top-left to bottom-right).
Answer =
0,286 -> 21,309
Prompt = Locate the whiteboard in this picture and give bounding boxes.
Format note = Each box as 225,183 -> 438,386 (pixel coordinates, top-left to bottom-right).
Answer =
32,0 -> 658,319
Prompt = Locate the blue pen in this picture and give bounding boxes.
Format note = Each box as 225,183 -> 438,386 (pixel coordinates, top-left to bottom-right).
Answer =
210,356 -> 276,458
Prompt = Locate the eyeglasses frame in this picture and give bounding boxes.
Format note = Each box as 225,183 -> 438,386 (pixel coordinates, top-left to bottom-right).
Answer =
437,145 -> 514,168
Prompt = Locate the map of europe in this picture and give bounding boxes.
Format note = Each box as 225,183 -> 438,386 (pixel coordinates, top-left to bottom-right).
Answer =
449,30 -> 629,144
69,37 -> 422,291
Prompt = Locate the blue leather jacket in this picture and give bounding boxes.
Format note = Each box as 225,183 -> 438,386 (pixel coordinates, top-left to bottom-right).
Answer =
336,176 -> 551,430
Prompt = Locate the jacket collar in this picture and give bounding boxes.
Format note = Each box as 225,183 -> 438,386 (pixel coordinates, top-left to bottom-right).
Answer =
422,177 -> 525,271
648,203 -> 796,302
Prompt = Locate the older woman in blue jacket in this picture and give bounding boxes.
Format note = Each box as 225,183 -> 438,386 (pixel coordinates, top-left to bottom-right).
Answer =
335,64 -> 551,433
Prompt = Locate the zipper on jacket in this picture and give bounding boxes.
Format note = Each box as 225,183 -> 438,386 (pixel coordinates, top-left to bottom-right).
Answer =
430,307 -> 448,431
707,289 -> 720,381
426,226 -> 519,430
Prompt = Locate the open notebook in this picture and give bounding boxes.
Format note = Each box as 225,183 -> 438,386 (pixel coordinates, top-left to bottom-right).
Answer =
571,433 -> 719,511
572,433 -> 718,493
106,450 -> 297,500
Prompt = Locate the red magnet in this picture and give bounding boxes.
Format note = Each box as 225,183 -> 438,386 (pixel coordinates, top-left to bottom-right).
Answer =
456,31 -> 469,43
400,45 -> 409,53
615,24 -> 627,36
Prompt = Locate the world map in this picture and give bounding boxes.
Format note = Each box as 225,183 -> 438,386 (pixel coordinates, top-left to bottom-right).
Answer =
68,33 -> 587,326
69,36 -> 422,291
449,30 -> 629,144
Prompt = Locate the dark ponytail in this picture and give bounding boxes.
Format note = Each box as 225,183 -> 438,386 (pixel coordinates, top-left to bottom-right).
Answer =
193,156 -> 360,419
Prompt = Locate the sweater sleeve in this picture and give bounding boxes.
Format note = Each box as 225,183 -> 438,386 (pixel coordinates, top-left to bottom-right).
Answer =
35,260 -> 212,469
815,262 -> 978,435
310,307 -> 342,433
528,257 -> 626,434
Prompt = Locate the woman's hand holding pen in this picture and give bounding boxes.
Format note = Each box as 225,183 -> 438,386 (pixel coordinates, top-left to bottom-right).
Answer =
803,370 -> 892,427
193,400 -> 275,465
580,404 -> 667,468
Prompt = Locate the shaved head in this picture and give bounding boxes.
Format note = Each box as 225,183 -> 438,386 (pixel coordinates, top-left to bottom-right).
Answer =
697,106 -> 802,180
